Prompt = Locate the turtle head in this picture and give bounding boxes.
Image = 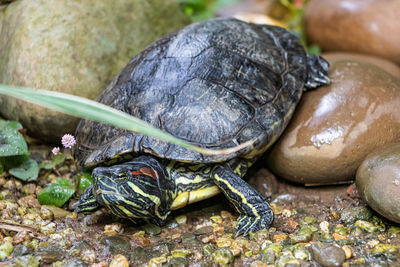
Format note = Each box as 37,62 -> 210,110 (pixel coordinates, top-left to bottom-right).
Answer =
305,54 -> 330,90
75,156 -> 175,225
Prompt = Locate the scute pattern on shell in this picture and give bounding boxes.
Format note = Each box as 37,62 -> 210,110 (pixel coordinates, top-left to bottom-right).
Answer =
74,18 -> 308,167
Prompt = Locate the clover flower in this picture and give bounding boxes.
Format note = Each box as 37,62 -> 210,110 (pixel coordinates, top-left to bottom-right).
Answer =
51,147 -> 60,155
61,134 -> 76,149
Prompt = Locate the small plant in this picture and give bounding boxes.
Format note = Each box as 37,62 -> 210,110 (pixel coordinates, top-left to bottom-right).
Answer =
38,134 -> 92,207
0,120 -> 39,181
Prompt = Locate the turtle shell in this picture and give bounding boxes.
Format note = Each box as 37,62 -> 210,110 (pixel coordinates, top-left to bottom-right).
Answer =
74,18 -> 308,167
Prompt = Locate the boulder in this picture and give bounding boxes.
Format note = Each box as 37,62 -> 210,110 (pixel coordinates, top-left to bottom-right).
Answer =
305,0 -> 400,65
356,144 -> 400,223
267,54 -> 400,185
0,0 -> 188,142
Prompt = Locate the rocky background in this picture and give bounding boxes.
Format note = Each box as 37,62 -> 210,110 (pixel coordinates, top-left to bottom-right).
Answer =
0,0 -> 400,266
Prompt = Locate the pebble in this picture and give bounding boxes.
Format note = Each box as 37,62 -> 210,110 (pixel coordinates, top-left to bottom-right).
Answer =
39,222 -> 57,235
310,243 -> 346,267
141,223 -> 161,236
109,254 -> 129,267
104,223 -> 124,236
211,249 -> 234,265
356,143 -> 400,223
267,56 -> 400,184
100,235 -> 131,255
0,239 -> 13,260
355,220 -> 377,233
319,221 -> 330,234
17,195 -> 41,208
342,245 -> 352,259
80,249 -> 96,263
63,259 -> 89,267
340,206 -> 372,224
41,205 -> 71,218
36,245 -> 64,264
305,0 -> 400,65
15,255 -> 39,267
175,215 -> 187,225
194,226 -> 214,236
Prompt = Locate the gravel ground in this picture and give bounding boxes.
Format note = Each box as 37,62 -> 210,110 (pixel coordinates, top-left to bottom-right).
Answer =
0,151 -> 399,267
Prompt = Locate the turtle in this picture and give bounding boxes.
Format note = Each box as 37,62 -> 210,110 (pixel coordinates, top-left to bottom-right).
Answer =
73,17 -> 330,235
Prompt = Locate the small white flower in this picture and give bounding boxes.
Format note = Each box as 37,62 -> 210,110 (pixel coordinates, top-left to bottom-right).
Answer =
61,134 -> 76,149
51,147 -> 60,155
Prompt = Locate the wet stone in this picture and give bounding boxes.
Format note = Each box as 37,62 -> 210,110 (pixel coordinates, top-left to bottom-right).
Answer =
168,257 -> 188,266
305,0 -> 400,65
194,226 -> 214,236
71,241 -> 91,251
356,143 -> 400,223
310,243 -> 346,267
129,247 -> 155,264
340,206 -> 372,224
100,235 -> 131,255
62,259 -> 89,267
267,56 -> 400,185
12,244 -> 32,257
15,255 -> 39,267
141,223 -> 162,236
35,245 -> 65,264
211,248 -> 234,265
181,232 -> 199,247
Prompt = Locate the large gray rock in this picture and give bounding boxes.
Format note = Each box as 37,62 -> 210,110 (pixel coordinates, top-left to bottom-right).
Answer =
0,0 -> 188,142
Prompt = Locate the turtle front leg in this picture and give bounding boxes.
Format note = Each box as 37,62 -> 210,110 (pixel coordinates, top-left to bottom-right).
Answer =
212,166 -> 273,236
73,184 -> 101,213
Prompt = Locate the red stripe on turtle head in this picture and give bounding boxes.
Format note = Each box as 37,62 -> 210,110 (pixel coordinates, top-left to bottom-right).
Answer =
131,167 -> 159,180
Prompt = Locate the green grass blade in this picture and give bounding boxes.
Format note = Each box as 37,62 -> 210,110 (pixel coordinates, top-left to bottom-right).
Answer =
0,84 -> 254,155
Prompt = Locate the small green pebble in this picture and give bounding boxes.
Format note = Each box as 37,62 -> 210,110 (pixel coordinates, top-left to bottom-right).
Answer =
334,226 -> 351,236
0,241 -> 14,260
304,216 -> 317,225
354,220 -> 377,233
211,249 -> 234,265
388,226 -> 400,238
353,257 -> 366,264
203,244 -> 215,256
262,243 -> 283,256
15,255 -> 39,267
372,244 -> 398,255
175,215 -> 187,225
210,215 -> 223,224
291,227 -> 313,243
294,247 -> 309,260
261,249 -> 275,264
171,249 -> 192,258
318,232 -> 334,242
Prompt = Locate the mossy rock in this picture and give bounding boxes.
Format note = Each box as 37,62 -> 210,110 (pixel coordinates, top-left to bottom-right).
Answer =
0,0 -> 189,142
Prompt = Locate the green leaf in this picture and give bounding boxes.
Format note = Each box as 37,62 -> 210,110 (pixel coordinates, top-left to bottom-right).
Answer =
8,155 -> 39,181
38,178 -> 75,207
0,85 -> 253,156
78,172 -> 93,192
0,121 -> 28,157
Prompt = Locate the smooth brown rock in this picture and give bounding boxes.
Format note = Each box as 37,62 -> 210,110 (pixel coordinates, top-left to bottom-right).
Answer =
267,56 -> 400,185
356,144 -> 400,223
323,53 -> 400,79
305,0 -> 400,65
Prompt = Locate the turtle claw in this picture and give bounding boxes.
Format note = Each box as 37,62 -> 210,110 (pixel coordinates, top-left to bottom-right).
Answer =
235,210 -> 273,236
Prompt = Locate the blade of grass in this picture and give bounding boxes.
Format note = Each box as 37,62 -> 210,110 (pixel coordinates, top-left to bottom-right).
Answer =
0,84 -> 254,155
